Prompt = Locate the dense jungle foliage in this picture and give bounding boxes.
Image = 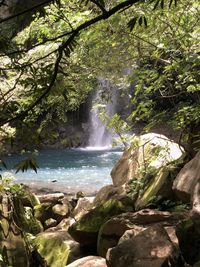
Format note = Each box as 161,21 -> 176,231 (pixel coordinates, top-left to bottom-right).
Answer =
0,0 -> 199,155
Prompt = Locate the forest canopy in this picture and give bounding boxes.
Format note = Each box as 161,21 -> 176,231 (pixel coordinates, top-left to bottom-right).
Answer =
0,0 -> 199,154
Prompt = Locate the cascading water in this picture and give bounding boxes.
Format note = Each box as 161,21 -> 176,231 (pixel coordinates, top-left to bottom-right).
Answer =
87,78 -> 117,148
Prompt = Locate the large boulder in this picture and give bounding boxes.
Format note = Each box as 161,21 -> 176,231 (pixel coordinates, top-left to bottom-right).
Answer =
34,229 -> 85,266
68,199 -> 125,246
134,165 -> 174,210
111,133 -> 184,187
173,151 -> 200,203
66,256 -> 107,267
106,224 -> 185,267
34,231 -> 70,267
97,209 -> 187,258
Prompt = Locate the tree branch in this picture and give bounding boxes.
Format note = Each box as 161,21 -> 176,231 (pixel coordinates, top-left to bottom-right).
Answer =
0,0 -> 141,126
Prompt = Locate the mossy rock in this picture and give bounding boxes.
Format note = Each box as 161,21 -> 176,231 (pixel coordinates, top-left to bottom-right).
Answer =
13,197 -> 43,235
34,234 -> 69,267
68,199 -> 125,246
24,207 -> 43,234
20,185 -> 40,208
34,202 -> 54,223
135,167 -> 171,210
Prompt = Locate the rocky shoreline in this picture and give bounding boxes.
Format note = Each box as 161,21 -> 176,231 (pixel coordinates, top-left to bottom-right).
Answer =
26,182 -> 98,197
1,133 -> 200,267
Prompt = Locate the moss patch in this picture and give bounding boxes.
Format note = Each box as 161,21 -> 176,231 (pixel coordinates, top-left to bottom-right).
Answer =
68,199 -> 124,245
34,234 -> 69,267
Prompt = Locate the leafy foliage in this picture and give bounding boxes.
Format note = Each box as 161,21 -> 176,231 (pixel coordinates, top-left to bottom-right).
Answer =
14,157 -> 39,173
0,0 -> 199,153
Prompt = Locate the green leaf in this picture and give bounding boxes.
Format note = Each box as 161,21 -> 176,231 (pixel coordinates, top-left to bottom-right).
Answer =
143,16 -> 148,27
15,158 -> 39,174
169,0 -> 173,8
138,17 -> 143,26
0,160 -> 7,170
160,0 -> 164,9
153,0 -> 160,10
128,17 -> 138,31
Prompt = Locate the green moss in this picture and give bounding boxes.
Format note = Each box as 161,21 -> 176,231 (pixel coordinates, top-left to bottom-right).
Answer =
20,186 -> 40,207
24,207 -> 43,234
135,167 -> 169,210
34,234 -> 69,267
34,203 -> 53,222
13,197 -> 43,235
74,199 -> 124,232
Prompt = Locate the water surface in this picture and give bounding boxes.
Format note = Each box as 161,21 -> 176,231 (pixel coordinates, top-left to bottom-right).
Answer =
2,148 -> 122,194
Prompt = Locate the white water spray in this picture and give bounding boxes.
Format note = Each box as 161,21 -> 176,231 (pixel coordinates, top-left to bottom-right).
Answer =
87,79 -> 117,148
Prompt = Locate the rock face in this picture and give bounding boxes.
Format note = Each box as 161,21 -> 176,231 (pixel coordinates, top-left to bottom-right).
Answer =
52,197 -> 71,218
106,224 -> 185,267
93,185 -> 125,206
111,133 -> 184,187
135,166 -> 174,210
73,197 -> 93,220
173,151 -> 200,203
34,231 -> 71,267
68,199 -> 125,246
66,256 -> 107,267
97,209 -> 187,258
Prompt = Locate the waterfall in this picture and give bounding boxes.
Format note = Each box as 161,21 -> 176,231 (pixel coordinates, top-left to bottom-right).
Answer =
87,79 -> 117,148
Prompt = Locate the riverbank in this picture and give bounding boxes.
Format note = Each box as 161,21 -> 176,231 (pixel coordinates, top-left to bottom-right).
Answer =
22,181 -> 98,197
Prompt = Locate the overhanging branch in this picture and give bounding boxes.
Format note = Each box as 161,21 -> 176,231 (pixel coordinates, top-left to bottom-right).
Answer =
0,0 -> 141,126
